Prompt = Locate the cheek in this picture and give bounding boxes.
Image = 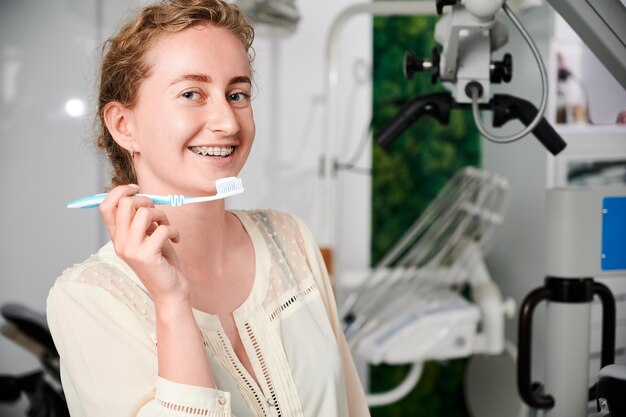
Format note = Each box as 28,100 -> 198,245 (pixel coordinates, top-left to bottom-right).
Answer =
144,110 -> 201,145
249,122 -> 256,144
242,109 -> 256,141
238,115 -> 255,162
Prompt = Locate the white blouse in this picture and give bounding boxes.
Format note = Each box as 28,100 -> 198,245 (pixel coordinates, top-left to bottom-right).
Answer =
47,210 -> 370,417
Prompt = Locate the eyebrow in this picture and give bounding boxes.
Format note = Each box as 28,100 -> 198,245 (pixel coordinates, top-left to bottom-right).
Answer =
169,74 -> 251,86
229,75 -> 252,86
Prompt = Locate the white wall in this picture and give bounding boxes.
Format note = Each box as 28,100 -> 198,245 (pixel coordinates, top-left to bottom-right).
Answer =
0,1 -> 371,414
231,0 -> 372,281
483,0 -> 554,352
0,1 -> 102,414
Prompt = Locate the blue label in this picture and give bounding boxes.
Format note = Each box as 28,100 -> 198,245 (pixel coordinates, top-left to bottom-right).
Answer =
602,197 -> 626,270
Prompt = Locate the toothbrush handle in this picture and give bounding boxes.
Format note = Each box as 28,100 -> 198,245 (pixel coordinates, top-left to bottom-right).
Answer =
66,193 -> 109,209
67,193 -> 174,209
143,188 -> 244,206
138,194 -> 212,207
137,194 -> 175,206
67,187 -> 243,209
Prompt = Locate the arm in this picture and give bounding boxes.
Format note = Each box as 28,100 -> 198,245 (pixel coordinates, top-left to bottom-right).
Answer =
98,185 -> 214,389
47,274 -> 231,417
155,299 -> 215,388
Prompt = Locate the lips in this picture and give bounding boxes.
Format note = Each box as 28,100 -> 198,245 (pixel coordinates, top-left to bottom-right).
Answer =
188,146 -> 235,157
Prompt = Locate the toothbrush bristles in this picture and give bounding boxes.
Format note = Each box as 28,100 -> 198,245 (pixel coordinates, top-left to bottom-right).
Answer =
216,177 -> 243,194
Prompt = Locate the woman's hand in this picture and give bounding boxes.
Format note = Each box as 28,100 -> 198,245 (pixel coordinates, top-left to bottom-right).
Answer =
99,184 -> 188,307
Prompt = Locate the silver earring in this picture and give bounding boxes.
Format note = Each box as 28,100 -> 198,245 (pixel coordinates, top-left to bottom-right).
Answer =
129,147 -> 135,158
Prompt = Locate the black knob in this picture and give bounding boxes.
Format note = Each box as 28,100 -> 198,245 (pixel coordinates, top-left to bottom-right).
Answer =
430,48 -> 441,84
403,48 -> 440,84
491,53 -> 513,83
403,51 -> 420,80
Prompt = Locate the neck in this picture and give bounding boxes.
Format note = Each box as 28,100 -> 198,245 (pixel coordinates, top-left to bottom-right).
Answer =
161,200 -> 233,279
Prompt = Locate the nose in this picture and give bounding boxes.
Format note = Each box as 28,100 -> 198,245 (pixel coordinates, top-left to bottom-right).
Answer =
207,97 -> 239,135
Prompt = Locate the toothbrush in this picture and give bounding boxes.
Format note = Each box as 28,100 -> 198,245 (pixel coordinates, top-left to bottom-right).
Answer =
67,177 -> 244,209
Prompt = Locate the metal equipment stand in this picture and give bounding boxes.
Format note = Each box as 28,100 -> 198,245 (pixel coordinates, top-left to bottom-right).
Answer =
516,187 -> 626,417
518,277 -> 616,416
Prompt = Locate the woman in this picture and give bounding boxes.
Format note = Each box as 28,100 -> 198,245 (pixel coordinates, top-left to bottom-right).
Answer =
46,0 -> 370,416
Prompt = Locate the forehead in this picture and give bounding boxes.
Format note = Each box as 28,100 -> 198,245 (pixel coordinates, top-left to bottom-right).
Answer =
145,24 -> 251,79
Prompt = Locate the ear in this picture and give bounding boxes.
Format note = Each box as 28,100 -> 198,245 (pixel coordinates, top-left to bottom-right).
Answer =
102,101 -> 137,152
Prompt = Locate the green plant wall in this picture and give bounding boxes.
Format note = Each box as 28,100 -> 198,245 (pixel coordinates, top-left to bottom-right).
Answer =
370,10 -> 481,417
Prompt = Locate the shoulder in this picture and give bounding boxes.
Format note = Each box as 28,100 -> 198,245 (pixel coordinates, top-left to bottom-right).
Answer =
53,242 -> 141,289
47,243 -> 157,342
49,242 -> 152,320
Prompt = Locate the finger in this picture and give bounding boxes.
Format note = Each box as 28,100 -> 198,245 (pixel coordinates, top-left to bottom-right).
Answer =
99,184 -> 141,236
146,221 -> 158,236
142,224 -> 181,260
126,207 -> 171,248
112,195 -> 154,243
144,210 -> 171,236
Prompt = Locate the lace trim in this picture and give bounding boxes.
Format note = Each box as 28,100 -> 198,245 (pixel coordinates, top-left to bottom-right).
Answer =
268,282 -> 317,321
214,331 -> 268,416
244,323 -> 281,417
156,398 -> 230,416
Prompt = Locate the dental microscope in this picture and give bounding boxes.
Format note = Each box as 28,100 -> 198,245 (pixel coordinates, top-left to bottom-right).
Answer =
375,0 -> 567,156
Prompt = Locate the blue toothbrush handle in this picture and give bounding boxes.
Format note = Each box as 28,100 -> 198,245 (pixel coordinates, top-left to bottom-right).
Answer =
67,177 -> 243,208
139,194 -> 173,205
67,193 -> 174,209
66,193 -> 109,209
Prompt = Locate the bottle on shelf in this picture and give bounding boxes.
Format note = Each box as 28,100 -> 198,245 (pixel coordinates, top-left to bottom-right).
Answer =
555,53 -> 569,124
555,53 -> 589,125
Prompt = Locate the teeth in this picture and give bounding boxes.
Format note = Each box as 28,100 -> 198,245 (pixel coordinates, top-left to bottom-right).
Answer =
189,146 -> 235,157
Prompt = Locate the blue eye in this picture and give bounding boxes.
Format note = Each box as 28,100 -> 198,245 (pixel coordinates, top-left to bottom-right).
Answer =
228,92 -> 250,102
182,90 -> 202,100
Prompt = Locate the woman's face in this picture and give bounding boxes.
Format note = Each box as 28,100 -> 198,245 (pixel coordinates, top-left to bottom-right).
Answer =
129,24 -> 255,195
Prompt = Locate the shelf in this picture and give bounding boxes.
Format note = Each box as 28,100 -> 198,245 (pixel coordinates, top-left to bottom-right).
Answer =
555,124 -> 626,136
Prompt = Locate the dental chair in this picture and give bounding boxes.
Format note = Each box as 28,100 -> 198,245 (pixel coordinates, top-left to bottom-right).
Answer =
0,303 -> 68,417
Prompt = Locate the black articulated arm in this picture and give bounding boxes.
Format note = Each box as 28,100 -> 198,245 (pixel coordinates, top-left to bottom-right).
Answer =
374,92 -> 567,156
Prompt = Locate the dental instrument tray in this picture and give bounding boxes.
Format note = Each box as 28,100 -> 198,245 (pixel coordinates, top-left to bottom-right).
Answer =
353,280 -> 481,365
340,167 -> 514,366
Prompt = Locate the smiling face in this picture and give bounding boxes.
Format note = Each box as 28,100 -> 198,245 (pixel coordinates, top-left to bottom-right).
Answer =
126,24 -> 255,196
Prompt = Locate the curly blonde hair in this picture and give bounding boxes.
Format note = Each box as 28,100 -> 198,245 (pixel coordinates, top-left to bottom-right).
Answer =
97,0 -> 254,188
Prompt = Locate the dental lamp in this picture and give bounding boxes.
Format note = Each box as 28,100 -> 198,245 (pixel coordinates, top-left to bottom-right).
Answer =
374,0 -> 567,155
